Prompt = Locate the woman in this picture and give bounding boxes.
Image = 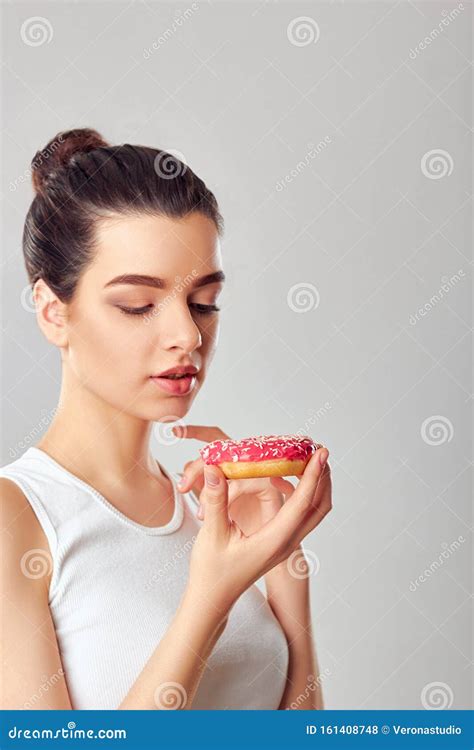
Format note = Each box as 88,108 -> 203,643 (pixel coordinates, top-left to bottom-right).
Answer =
0,128 -> 332,710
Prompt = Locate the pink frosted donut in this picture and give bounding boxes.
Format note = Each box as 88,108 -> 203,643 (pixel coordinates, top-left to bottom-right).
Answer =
199,434 -> 322,479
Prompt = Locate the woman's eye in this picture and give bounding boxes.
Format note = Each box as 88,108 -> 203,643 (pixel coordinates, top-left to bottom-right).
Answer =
116,303 -> 221,317
117,304 -> 154,316
190,303 -> 221,315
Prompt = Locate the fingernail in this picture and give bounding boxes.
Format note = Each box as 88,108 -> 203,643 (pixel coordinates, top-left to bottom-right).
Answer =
204,468 -> 219,487
319,448 -> 329,467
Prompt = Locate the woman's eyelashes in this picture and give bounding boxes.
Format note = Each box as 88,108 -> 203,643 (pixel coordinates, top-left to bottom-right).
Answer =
116,302 -> 221,317
117,304 -> 153,316
191,303 -> 221,315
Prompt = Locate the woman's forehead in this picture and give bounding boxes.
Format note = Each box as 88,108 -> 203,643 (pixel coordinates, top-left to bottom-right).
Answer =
76,214 -> 222,294
90,212 -> 221,272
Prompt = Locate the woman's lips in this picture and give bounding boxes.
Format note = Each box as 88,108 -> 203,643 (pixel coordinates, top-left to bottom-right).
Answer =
150,375 -> 197,396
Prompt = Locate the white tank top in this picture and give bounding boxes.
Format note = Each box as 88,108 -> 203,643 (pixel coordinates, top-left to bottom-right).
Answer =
0,446 -> 289,709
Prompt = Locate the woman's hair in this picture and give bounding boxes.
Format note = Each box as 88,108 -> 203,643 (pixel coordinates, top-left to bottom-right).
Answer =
23,128 -> 224,303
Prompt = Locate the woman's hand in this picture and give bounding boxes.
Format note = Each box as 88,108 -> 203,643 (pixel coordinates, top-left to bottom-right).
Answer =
185,445 -> 330,616
173,424 -> 331,538
174,424 -> 277,533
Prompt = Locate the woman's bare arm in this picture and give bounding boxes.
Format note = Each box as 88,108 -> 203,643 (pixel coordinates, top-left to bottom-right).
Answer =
265,566 -> 323,710
119,588 -> 229,709
1,479 -> 72,709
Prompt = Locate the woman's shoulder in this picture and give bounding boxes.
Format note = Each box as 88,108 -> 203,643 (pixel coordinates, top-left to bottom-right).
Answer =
0,477 -> 53,592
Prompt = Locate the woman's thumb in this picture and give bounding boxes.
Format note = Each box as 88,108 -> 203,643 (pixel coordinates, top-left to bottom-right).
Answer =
202,466 -> 229,535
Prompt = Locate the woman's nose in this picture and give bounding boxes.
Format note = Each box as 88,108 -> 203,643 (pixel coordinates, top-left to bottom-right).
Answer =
160,304 -> 202,352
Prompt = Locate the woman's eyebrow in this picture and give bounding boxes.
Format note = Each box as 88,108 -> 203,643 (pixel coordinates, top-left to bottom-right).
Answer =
103,270 -> 226,290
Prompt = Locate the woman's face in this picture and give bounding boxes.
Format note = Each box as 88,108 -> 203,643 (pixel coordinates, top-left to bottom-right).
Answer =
63,211 -> 224,421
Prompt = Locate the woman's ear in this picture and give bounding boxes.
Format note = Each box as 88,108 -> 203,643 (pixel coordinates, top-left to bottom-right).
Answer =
33,278 -> 69,348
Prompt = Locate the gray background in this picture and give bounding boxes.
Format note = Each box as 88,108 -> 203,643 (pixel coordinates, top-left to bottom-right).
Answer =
1,0 -> 472,710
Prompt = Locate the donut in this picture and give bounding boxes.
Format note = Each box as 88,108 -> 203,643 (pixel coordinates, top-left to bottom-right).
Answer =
199,434 -> 323,479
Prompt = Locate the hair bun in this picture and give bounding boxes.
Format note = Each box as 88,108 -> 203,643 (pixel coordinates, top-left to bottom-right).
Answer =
31,127 -> 110,196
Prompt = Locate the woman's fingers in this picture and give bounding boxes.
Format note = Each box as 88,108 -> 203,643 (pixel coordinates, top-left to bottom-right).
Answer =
269,476 -> 296,496
296,464 -> 332,537
251,447 -> 329,553
177,457 -> 206,494
281,461 -> 332,547
172,424 -> 230,443
200,465 -> 230,538
174,424 -> 231,493
198,477 -> 276,521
